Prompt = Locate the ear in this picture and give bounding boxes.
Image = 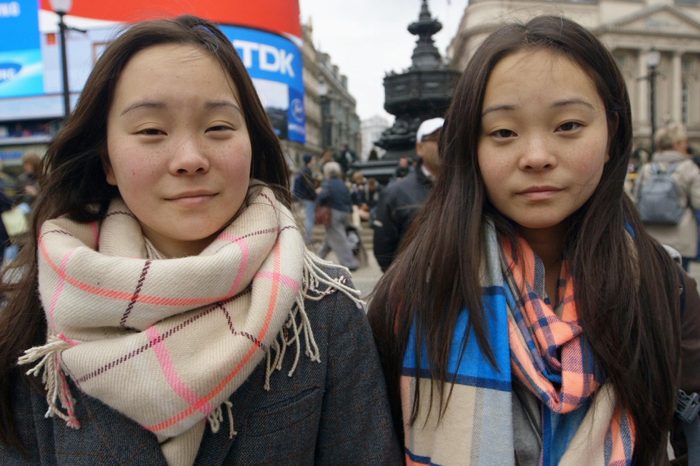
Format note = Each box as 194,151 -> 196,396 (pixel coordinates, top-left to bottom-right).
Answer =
100,149 -> 117,186
105,165 -> 117,186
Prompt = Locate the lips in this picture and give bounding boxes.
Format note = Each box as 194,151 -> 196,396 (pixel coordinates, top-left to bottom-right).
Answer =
166,190 -> 217,200
517,186 -> 563,200
165,190 -> 217,206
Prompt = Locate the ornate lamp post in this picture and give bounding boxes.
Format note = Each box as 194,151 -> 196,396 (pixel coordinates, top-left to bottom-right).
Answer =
646,48 -> 661,154
50,0 -> 73,120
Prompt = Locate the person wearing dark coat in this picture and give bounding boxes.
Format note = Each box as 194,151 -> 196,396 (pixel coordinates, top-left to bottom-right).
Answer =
292,154 -> 318,244
317,162 -> 359,270
0,190 -> 12,261
373,118 -> 443,271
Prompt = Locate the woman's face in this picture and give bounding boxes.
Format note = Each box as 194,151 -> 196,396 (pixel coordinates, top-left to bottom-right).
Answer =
106,44 -> 252,258
477,49 -> 609,241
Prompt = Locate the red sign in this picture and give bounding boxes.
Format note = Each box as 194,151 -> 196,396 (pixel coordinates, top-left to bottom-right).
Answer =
39,0 -> 301,38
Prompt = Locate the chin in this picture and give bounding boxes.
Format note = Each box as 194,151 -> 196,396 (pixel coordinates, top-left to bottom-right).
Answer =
514,217 -> 568,231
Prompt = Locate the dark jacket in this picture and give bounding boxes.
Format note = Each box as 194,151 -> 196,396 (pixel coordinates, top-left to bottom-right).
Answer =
673,271 -> 700,465
317,177 -> 353,213
292,167 -> 316,202
1,268 -> 402,465
351,184 -> 381,211
373,160 -> 433,271
0,190 -> 12,249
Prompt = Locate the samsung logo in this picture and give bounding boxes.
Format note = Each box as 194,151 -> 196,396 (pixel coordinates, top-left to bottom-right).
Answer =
0,63 -> 21,82
0,2 -> 20,18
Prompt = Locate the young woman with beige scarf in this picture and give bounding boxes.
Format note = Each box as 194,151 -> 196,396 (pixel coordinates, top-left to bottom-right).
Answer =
0,16 -> 400,465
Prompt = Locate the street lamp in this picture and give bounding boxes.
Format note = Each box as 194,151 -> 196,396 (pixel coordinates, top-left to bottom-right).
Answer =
646,48 -> 661,154
50,0 -> 73,120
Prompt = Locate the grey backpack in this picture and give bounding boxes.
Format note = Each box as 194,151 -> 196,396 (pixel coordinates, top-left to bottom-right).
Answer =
636,162 -> 686,225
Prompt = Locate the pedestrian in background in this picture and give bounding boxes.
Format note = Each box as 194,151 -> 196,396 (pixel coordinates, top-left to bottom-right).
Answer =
394,156 -> 411,179
316,161 -> 359,270
635,123 -> 700,270
369,15 -> 699,465
336,142 -> 357,176
16,152 -> 42,209
373,117 -> 443,271
292,153 -> 317,245
0,16 -> 400,465
319,148 -> 335,170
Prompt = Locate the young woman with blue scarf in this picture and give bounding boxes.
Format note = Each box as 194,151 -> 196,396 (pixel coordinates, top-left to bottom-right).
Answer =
369,15 -> 700,466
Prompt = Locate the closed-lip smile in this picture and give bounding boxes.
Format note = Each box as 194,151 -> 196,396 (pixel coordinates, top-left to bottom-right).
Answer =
518,185 -> 562,194
517,186 -> 563,200
166,190 -> 217,200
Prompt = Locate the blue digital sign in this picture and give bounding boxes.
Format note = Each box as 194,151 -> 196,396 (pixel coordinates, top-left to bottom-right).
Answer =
220,25 -> 305,144
0,0 -> 43,98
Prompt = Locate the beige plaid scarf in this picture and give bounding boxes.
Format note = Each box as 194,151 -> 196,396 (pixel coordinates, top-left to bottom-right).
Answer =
19,186 -> 361,465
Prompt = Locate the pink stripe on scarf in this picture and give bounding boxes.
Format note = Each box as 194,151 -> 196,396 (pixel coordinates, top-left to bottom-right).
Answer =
146,240 -> 284,433
216,234 -> 250,295
90,221 -> 99,248
146,326 -> 213,415
39,234 -> 236,307
47,249 -> 78,331
57,333 -> 78,347
255,270 -> 300,291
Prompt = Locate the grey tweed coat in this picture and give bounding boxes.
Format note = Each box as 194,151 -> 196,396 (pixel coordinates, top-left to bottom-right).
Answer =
1,269 -> 402,465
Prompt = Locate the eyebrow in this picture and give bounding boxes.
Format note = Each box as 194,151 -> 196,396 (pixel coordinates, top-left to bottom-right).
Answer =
204,100 -> 242,112
120,99 -> 242,116
120,100 -> 165,116
481,98 -> 595,117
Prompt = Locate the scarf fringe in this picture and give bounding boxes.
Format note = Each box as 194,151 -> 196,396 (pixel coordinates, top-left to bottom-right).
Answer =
19,249 -> 364,437
17,335 -> 80,429
207,400 -> 236,439
263,249 -> 365,390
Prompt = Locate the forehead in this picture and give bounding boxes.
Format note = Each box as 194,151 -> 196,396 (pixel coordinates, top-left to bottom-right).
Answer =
483,48 -> 602,107
114,43 -> 239,102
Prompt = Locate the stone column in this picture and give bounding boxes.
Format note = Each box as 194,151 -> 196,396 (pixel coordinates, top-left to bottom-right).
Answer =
638,49 -> 649,124
672,51 -> 683,123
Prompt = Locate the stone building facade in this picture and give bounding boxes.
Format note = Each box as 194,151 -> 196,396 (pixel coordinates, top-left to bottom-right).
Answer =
447,0 -> 700,148
299,21 -> 361,162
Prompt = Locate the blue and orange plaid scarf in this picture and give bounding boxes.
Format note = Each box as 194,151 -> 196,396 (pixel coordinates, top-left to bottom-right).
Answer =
401,223 -> 635,466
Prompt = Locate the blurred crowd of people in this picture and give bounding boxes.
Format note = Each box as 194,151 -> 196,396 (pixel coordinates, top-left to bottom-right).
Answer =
0,152 -> 42,264
291,117 -> 444,274
292,143 -> 383,271
627,122 -> 700,271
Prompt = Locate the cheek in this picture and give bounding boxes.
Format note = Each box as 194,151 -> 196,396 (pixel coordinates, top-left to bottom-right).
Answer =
223,141 -> 253,177
576,148 -> 608,184
477,151 -> 505,196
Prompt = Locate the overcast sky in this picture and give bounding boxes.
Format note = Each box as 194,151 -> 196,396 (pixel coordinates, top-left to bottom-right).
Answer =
298,0 -> 469,122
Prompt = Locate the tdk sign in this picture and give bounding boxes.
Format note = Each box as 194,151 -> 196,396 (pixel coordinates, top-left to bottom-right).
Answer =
0,63 -> 21,83
234,40 -> 295,78
221,25 -> 302,89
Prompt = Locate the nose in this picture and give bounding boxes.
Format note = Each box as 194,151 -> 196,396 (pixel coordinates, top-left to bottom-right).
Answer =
169,136 -> 210,175
518,134 -> 557,171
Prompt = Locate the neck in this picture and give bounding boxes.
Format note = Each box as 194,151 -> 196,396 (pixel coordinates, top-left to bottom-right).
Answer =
517,223 -> 567,271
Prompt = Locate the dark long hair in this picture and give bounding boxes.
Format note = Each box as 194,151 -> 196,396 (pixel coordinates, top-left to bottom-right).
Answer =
368,15 -> 681,465
0,15 -> 290,451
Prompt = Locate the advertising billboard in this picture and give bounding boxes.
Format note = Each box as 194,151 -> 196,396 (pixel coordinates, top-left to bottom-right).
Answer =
0,0 -> 43,98
0,0 -> 305,143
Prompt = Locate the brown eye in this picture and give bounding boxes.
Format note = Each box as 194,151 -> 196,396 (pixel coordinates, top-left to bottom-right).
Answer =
206,125 -> 233,133
491,129 -> 516,139
557,121 -> 582,132
138,128 -> 165,136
